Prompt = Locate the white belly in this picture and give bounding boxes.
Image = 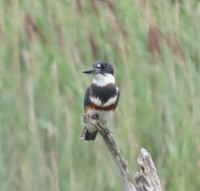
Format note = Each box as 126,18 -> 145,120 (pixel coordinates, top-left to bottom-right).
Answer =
88,109 -> 113,123
84,109 -> 113,133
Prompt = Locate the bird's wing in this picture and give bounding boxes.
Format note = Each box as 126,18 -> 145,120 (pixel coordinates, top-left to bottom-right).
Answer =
84,86 -> 91,109
115,86 -> 120,109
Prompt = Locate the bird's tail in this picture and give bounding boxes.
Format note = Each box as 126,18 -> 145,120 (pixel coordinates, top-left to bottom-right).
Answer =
79,127 -> 98,141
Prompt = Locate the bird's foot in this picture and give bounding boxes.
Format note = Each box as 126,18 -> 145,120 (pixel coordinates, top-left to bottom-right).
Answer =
93,121 -> 113,136
104,128 -> 113,135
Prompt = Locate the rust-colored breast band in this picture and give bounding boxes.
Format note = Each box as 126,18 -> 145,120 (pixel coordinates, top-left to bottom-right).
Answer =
85,101 -> 115,113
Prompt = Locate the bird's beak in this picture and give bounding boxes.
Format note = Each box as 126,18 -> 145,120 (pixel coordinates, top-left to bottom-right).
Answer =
82,67 -> 100,74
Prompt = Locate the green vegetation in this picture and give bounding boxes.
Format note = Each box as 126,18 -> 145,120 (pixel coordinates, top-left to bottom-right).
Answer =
0,0 -> 200,190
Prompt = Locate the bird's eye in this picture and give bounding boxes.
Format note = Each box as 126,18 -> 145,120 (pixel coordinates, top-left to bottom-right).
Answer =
102,64 -> 107,68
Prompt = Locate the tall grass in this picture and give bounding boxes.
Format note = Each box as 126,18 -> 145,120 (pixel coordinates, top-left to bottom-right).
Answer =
0,0 -> 200,191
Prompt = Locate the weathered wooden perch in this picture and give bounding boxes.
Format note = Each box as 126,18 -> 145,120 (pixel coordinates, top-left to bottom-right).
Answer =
94,122 -> 162,191
135,148 -> 162,191
95,122 -> 136,191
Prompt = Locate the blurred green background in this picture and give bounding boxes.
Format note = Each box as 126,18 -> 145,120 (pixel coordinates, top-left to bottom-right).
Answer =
1,0 -> 200,190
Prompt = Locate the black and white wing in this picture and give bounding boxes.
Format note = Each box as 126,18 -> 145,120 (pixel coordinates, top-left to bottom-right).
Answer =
80,86 -> 98,141
115,86 -> 120,109
84,86 -> 91,109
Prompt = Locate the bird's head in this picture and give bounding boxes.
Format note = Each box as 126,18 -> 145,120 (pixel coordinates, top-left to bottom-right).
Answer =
83,60 -> 114,75
83,61 -> 115,86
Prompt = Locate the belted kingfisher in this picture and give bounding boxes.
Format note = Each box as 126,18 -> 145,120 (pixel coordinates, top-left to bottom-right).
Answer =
80,60 -> 120,141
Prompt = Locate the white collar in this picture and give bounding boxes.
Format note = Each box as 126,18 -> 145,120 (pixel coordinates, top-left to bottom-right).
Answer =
93,73 -> 115,86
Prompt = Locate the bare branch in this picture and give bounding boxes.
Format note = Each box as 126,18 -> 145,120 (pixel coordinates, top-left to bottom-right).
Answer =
95,122 -> 136,191
94,122 -> 162,191
134,148 -> 162,191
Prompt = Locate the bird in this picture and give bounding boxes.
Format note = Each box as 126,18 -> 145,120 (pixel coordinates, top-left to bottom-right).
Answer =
80,60 -> 120,141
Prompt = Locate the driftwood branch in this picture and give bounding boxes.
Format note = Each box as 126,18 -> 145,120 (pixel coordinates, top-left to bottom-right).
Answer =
135,148 -> 162,191
94,122 -> 162,191
95,122 -> 136,191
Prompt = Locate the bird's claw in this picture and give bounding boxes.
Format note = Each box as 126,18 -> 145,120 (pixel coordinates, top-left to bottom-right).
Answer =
94,121 -> 113,136
105,128 -> 113,135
